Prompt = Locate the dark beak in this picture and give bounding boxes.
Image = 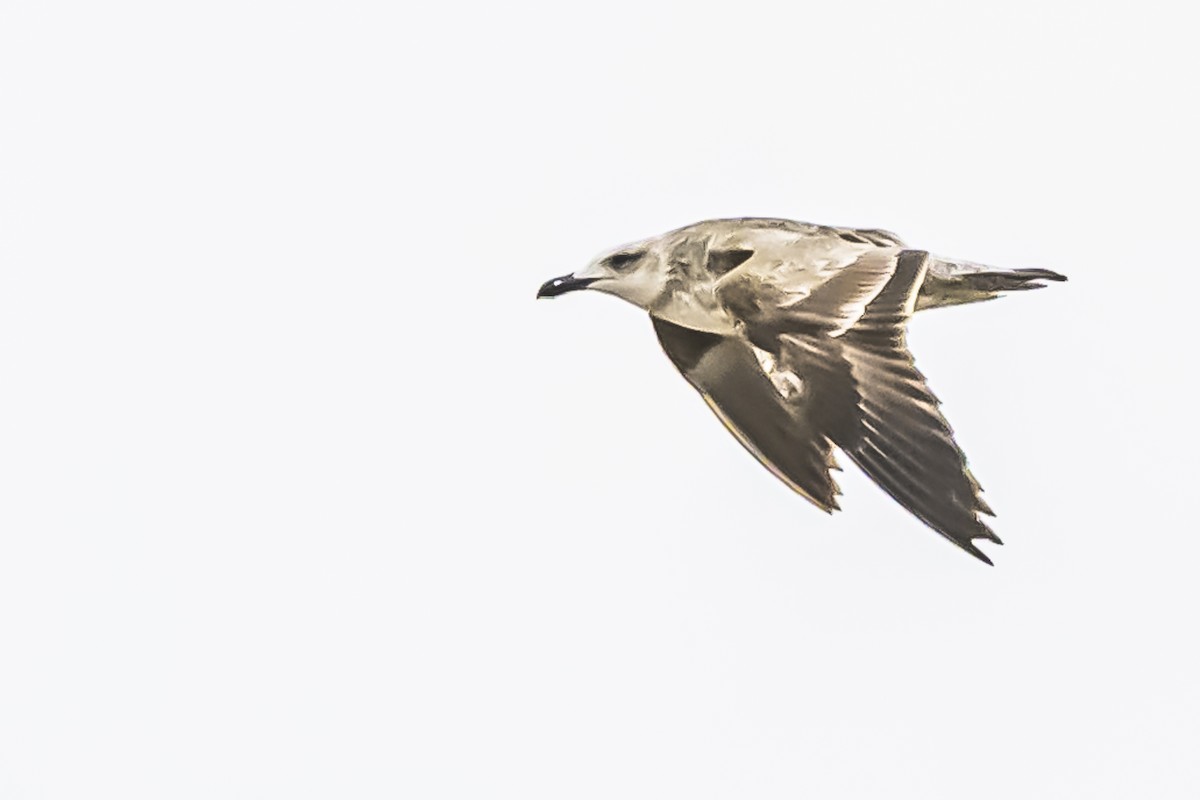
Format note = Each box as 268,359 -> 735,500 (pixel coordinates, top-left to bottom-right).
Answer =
537,274 -> 598,299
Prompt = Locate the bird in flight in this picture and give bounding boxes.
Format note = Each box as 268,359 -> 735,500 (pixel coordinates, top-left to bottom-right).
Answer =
537,218 -> 1066,564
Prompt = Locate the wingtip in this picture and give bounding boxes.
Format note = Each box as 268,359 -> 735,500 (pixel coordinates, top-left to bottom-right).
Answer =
811,492 -> 840,514
965,543 -> 996,566
964,528 -> 1003,565
977,497 -> 997,517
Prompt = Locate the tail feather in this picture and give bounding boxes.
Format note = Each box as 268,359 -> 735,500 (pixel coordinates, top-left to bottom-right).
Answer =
961,268 -> 1068,292
917,257 -> 1067,311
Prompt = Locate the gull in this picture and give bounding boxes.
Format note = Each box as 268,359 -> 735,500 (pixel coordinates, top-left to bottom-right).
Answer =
536,218 -> 1065,564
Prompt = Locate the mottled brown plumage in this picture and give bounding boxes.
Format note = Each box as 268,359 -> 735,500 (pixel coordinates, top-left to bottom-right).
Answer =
537,218 -> 1066,564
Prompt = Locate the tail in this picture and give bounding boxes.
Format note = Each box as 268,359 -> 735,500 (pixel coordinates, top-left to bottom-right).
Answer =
916,255 -> 1067,311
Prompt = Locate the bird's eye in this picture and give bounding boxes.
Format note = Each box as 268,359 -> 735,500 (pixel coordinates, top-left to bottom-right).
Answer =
605,252 -> 642,271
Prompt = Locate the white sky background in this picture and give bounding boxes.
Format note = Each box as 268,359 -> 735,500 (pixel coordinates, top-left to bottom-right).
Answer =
1,1 -> 1197,797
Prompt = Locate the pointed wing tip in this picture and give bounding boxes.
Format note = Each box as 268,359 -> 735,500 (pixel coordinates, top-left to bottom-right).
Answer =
795,485 -> 839,513
964,526 -> 1003,565
968,548 -> 996,566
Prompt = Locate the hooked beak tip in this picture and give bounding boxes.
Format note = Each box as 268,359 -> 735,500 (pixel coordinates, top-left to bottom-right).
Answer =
537,274 -> 597,299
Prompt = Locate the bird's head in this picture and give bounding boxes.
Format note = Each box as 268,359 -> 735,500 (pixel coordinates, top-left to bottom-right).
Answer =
536,223 -> 758,333
536,241 -> 666,309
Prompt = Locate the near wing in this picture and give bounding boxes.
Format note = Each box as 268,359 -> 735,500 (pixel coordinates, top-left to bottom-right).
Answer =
836,251 -> 1000,563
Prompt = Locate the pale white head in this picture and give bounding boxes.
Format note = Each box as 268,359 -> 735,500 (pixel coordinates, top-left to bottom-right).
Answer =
536,223 -> 759,334
536,238 -> 668,309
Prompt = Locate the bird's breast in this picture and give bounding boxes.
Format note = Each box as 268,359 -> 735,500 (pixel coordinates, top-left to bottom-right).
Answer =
650,285 -> 739,335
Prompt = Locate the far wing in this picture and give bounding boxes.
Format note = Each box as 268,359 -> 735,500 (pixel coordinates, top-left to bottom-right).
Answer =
652,317 -> 851,512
